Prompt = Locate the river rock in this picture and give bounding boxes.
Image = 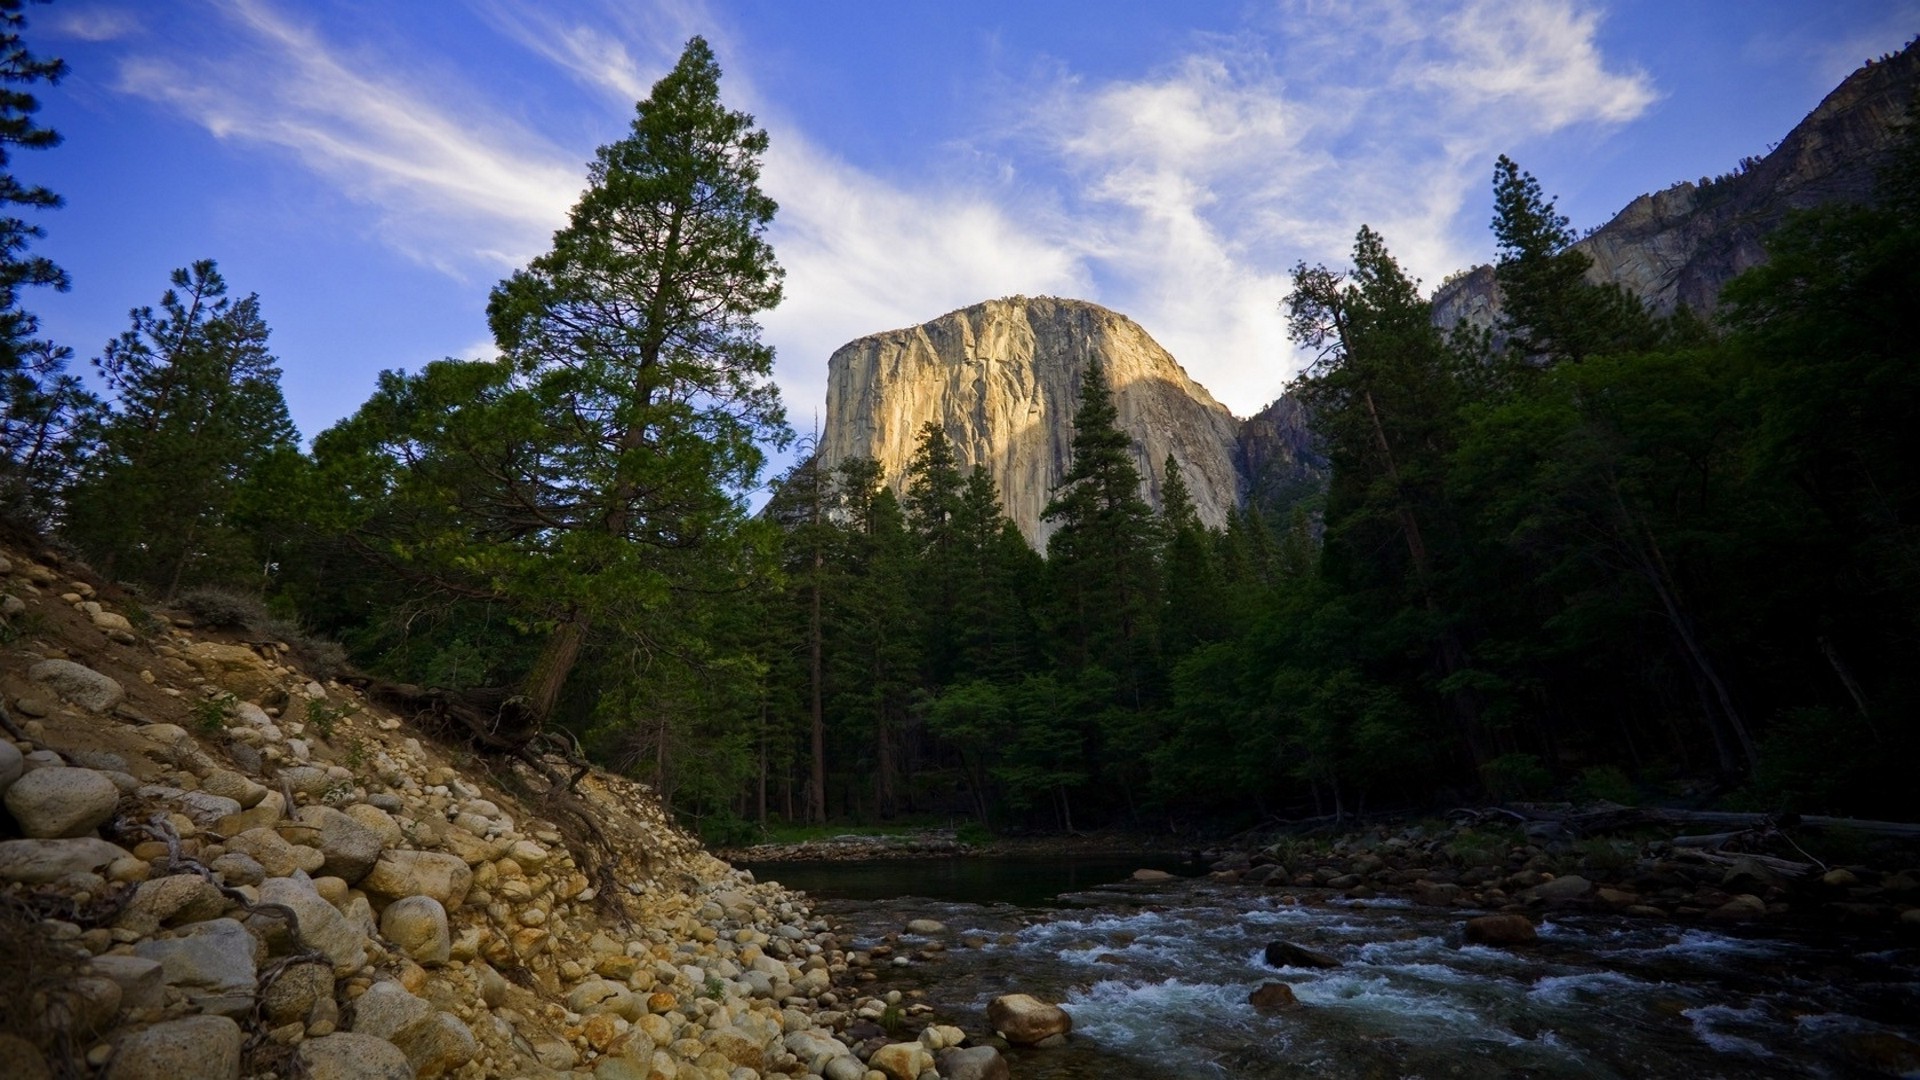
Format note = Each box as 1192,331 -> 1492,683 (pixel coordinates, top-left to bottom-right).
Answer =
181,641 -> 281,702
263,960 -> 334,1025
1463,914 -> 1537,945
344,802 -> 404,848
226,827 -> 322,877
361,849 -> 472,907
28,659 -> 124,712
938,1045 -> 1011,1080
388,1011 -> 478,1078
380,894 -> 450,964
1263,940 -> 1340,969
5,766 -> 120,837
1131,868 -> 1175,881
118,873 -> 228,934
293,804 -> 384,883
905,918 -> 947,934
351,981 -> 433,1040
569,977 -> 640,1019
296,1032 -> 414,1080
1523,874 -> 1592,904
200,769 -> 268,810
133,918 -> 260,1016
89,954 -> 166,1011
1710,893 -> 1767,920
0,837 -> 131,883
103,1015 -> 242,1080
870,1040 -> 936,1080
259,876 -> 369,973
987,993 -> 1072,1044
42,974 -> 122,1035
0,740 -> 22,798
1249,981 -> 1301,1009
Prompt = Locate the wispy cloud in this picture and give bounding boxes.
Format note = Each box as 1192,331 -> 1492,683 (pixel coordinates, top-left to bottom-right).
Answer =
50,6 -> 142,42
108,0 -> 1656,418
1004,0 -> 1657,411
114,0 -> 580,277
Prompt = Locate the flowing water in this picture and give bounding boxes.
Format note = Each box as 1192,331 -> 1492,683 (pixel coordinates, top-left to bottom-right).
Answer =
746,856 -> 1920,1079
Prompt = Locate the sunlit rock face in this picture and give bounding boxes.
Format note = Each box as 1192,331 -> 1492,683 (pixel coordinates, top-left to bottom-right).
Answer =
819,296 -> 1245,546
1433,44 -> 1920,331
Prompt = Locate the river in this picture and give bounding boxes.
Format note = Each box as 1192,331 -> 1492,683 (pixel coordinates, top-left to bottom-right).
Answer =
746,855 -> 1920,1078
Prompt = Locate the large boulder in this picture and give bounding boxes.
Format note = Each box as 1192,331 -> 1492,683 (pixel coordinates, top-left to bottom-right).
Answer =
1462,914 -> 1538,946
133,918 -> 261,1016
986,993 -> 1072,1045
388,1011 -> 479,1078
380,895 -> 450,965
1522,874 -> 1592,904
5,766 -> 120,837
103,1015 -> 242,1080
361,849 -> 472,907
227,827 -> 322,877
0,837 -> 131,883
938,1045 -> 1012,1080
199,769 -> 268,810
870,1041 -> 936,1080
0,740 -> 22,798
291,804 -> 385,883
27,659 -> 124,712
1263,940 -> 1340,969
89,955 -> 167,1011
350,981 -> 433,1041
296,1033 -> 413,1080
117,873 -> 229,934
258,876 -> 369,974
1249,982 -> 1301,1009
567,977 -> 640,1020
181,641 -> 282,702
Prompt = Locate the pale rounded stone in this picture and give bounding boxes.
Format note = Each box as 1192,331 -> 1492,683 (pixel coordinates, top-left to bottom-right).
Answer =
103,1015 -> 241,1080
361,849 -> 472,908
380,895 -> 450,965
27,658 -> 124,712
5,766 -> 120,837
296,1032 -> 412,1080
986,993 -> 1072,1045
0,837 -> 131,883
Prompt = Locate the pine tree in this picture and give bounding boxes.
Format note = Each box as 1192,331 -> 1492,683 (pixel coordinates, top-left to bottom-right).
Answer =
1042,359 -> 1158,697
65,261 -> 296,592
0,0 -> 92,527
318,38 -> 788,748
904,421 -> 965,684
1491,155 -> 1658,363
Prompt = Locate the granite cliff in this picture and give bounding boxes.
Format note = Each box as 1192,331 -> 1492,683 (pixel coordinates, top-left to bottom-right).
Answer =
819,297 -> 1249,544
1434,43 -> 1920,330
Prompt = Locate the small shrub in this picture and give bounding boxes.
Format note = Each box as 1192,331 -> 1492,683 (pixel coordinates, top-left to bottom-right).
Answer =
1445,826 -> 1518,867
0,609 -> 47,645
1575,838 -> 1637,877
1571,765 -> 1638,806
304,698 -> 358,741
175,586 -> 272,630
192,692 -> 236,733
955,821 -> 993,846
1480,753 -> 1554,800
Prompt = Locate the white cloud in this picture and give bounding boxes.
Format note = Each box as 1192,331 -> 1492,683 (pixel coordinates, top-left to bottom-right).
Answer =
107,0 -> 1656,421
1003,0 -> 1657,412
114,0 -> 581,278
51,6 -> 141,42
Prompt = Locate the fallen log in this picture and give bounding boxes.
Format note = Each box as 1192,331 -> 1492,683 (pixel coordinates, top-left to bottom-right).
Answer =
1518,806 -> 1920,840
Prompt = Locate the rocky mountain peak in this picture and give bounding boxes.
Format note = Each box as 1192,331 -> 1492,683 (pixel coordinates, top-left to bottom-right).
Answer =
819,296 -> 1247,545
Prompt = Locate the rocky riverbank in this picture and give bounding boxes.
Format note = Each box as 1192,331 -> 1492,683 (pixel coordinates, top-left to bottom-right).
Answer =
0,542 -> 1008,1080
1201,812 -> 1920,934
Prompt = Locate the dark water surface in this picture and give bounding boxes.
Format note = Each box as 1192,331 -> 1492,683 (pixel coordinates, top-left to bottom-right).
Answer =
745,856 -> 1920,1079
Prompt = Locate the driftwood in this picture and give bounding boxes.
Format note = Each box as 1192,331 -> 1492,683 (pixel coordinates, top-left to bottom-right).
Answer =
1509,805 -> 1920,840
358,678 -> 543,754
1672,847 -> 1818,879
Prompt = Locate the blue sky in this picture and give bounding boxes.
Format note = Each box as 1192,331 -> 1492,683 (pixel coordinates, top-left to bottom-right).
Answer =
21,0 -> 1919,448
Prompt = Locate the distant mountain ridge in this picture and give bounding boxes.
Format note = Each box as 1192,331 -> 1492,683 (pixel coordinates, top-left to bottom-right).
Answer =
1434,41 -> 1920,330
814,45 -> 1917,544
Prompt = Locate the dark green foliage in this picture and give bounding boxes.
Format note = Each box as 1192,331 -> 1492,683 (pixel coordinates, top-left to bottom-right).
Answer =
0,0 -> 94,528
64,261 -> 298,593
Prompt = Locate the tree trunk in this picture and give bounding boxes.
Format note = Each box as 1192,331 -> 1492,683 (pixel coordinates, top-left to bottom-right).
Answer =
523,611 -> 590,732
